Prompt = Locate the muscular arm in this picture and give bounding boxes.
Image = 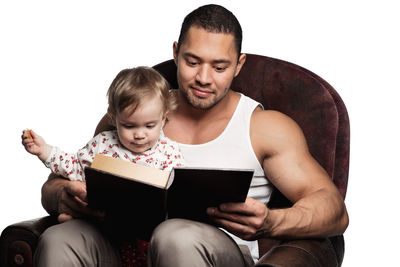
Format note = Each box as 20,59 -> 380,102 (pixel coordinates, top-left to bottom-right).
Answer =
41,174 -> 68,215
208,110 -> 348,240
258,110 -> 348,238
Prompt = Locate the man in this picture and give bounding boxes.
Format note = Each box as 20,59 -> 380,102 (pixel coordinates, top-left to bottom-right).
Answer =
36,4 -> 348,266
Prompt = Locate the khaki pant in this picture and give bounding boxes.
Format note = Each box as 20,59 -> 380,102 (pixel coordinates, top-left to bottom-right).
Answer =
149,219 -> 254,267
34,219 -> 121,267
34,218 -> 253,267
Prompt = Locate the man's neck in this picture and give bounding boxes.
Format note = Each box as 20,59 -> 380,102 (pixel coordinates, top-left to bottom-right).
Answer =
177,90 -> 236,120
164,90 -> 240,144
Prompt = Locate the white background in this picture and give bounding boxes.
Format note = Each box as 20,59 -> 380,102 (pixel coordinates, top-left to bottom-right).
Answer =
1,1 -> 399,266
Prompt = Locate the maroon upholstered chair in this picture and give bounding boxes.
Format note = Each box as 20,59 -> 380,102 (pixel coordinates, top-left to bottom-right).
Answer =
0,54 -> 349,267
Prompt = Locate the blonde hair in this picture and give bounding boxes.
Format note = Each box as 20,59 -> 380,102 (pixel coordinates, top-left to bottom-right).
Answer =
107,66 -> 175,118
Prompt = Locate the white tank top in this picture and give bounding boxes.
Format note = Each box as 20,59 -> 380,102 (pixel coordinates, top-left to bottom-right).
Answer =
179,93 -> 273,262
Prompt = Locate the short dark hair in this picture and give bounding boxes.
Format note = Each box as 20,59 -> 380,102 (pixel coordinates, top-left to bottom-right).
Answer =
177,4 -> 242,56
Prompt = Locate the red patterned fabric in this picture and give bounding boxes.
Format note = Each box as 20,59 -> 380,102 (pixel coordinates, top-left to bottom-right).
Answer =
120,240 -> 149,267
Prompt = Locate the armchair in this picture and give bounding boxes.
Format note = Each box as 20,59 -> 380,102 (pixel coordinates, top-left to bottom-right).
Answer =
1,54 -> 349,267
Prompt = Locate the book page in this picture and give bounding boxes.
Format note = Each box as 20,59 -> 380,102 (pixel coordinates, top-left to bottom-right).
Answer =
90,154 -> 171,188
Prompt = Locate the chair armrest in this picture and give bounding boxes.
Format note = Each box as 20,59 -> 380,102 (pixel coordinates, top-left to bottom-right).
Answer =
0,216 -> 58,267
255,236 -> 344,267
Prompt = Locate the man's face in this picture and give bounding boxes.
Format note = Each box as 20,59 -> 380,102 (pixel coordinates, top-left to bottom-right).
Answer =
174,27 -> 245,110
115,96 -> 165,154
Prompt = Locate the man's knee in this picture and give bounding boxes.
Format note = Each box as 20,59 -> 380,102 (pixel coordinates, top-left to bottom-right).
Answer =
151,219 -> 209,250
149,219 -> 248,267
37,220 -> 83,251
34,219 -> 121,267
34,220 -> 86,266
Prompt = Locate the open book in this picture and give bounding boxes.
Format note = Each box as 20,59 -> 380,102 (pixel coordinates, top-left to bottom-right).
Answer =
85,154 -> 254,241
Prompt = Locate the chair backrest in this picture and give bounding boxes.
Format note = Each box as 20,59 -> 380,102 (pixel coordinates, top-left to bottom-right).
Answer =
153,54 -> 350,200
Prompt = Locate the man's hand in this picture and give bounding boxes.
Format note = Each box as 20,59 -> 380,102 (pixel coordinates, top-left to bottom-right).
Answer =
207,198 -> 270,241
56,180 -> 104,223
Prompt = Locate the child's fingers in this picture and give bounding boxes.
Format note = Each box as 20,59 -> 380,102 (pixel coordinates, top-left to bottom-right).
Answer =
30,130 -> 42,141
22,140 -> 34,149
23,139 -> 34,145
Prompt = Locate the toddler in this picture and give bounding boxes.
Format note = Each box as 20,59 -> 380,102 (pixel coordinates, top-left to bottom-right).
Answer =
22,66 -> 184,181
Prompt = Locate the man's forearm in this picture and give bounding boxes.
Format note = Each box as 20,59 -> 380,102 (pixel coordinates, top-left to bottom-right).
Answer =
266,188 -> 348,239
41,173 -> 68,215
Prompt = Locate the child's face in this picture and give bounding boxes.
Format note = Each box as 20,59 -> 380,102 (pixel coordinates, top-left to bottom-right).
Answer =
115,96 -> 166,154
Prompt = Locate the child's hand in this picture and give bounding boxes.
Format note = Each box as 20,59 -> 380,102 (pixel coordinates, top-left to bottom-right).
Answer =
22,129 -> 52,162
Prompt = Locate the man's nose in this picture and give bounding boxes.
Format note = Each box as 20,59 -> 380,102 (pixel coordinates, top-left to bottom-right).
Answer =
196,65 -> 212,85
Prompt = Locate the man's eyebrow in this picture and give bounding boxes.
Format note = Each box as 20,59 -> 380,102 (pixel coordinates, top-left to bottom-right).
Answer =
183,52 -> 200,60
183,53 -> 231,64
213,59 -> 231,64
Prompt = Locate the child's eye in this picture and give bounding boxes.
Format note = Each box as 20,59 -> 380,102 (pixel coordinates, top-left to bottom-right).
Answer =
123,125 -> 134,129
146,124 -> 156,129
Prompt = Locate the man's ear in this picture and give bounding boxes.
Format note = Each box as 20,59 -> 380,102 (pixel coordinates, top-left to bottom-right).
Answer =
173,42 -> 179,66
234,53 -> 247,77
162,111 -> 168,128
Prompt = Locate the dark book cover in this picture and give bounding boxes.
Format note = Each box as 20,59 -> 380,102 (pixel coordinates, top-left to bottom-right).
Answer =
167,167 -> 254,224
85,158 -> 253,241
85,167 -> 167,240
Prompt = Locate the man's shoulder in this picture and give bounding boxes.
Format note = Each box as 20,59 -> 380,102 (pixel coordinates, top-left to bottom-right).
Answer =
251,109 -> 295,127
250,109 -> 306,150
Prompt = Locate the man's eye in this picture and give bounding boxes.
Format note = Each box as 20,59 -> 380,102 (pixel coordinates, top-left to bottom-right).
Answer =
214,66 -> 227,72
187,60 -> 198,66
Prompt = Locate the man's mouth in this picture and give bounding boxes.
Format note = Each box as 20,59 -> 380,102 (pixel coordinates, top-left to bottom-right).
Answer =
191,86 -> 213,98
